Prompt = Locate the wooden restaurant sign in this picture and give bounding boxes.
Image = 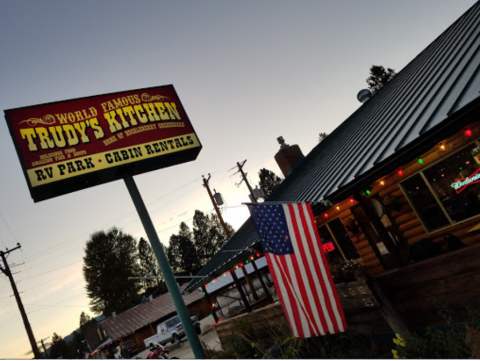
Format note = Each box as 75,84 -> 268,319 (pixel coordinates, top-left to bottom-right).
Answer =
4,85 -> 202,202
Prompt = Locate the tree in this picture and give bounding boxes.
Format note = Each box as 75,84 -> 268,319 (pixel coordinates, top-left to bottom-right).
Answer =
318,132 -> 329,143
366,65 -> 396,94
79,311 -> 91,327
67,331 -> 88,359
138,237 -> 162,290
83,227 -> 142,316
49,333 -> 69,359
167,222 -> 200,277
258,168 -> 283,197
193,210 -> 235,266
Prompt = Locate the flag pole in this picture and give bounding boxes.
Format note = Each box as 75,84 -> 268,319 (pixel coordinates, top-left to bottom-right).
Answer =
124,174 -> 205,359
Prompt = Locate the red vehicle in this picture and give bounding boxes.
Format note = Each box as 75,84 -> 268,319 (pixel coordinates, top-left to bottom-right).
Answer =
146,342 -> 178,360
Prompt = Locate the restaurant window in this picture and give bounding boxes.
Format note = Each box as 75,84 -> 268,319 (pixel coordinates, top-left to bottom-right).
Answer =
400,140 -> 480,233
318,218 -> 359,263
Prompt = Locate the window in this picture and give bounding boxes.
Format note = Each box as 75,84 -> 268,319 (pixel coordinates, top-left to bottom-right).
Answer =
166,316 -> 179,327
400,140 -> 480,233
318,218 -> 359,263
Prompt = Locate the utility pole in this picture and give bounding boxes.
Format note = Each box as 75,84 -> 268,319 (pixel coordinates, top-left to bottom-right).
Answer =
202,174 -> 254,310
234,160 -> 257,203
0,244 -> 42,359
202,174 -> 231,239
38,337 -> 50,358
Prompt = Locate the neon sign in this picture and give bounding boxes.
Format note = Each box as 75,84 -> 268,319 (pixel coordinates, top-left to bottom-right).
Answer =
323,242 -> 335,253
451,168 -> 480,193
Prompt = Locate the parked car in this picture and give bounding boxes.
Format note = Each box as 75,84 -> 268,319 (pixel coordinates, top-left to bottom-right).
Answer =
144,315 -> 201,347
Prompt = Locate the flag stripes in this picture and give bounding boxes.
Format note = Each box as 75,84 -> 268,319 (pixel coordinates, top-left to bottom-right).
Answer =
249,202 -> 347,338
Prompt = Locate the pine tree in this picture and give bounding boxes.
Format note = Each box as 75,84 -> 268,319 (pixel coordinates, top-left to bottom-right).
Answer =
83,227 -> 142,316
49,333 -> 69,359
167,222 -> 200,277
138,237 -> 162,290
258,168 -> 283,197
318,132 -> 329,143
366,65 -> 396,94
193,210 -> 235,266
79,311 -> 91,327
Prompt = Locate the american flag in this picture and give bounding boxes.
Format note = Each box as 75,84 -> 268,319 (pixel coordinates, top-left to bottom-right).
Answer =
248,202 -> 347,337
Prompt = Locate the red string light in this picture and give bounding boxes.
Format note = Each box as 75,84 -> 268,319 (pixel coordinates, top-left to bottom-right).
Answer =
465,129 -> 472,137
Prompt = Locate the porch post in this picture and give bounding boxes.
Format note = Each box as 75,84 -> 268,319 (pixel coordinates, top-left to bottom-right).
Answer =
241,266 -> 259,300
230,268 -> 252,312
201,285 -> 219,323
251,259 -> 270,297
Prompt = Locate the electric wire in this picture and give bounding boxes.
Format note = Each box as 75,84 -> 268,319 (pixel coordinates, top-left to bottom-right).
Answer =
13,168 -> 241,286
21,174 -> 217,263
17,260 -> 83,282
0,211 -> 18,248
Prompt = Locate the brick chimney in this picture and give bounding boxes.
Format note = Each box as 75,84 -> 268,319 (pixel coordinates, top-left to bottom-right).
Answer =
274,136 -> 304,177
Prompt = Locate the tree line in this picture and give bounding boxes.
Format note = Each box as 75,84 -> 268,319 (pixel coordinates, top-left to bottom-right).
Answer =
80,167 -> 282,318
82,209 -> 236,318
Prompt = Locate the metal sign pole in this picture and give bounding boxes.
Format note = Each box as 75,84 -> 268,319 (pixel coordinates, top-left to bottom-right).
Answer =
124,175 -> 206,359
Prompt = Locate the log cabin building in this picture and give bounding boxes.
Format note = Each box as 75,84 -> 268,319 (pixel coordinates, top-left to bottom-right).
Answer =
185,2 -> 480,335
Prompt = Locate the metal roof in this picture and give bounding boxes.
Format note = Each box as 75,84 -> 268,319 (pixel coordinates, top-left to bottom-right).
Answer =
100,287 -> 204,341
184,2 -> 480,293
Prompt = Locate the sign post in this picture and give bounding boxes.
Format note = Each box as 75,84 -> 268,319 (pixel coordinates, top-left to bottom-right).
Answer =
124,175 -> 205,359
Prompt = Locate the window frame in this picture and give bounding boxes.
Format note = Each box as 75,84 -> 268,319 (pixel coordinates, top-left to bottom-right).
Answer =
318,216 -> 359,262
399,139 -> 480,235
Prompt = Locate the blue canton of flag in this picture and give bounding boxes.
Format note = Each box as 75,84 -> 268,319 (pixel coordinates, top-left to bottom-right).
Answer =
249,204 -> 294,255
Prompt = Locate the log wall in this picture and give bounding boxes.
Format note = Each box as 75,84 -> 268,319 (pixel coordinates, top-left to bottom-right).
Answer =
375,243 -> 480,329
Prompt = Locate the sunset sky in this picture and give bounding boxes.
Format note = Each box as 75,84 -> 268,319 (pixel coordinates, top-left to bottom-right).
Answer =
0,1 -> 475,358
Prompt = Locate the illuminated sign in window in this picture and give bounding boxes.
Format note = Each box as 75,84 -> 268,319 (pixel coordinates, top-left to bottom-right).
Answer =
323,242 -> 335,253
451,168 -> 480,194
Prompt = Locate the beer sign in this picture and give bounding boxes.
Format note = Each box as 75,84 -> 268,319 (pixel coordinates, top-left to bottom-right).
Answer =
4,85 -> 202,202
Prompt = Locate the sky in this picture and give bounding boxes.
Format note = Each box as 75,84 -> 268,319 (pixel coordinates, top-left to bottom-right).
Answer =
0,0 -> 475,358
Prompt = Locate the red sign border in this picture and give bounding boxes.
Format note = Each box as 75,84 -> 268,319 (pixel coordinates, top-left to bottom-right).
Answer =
4,85 -> 202,202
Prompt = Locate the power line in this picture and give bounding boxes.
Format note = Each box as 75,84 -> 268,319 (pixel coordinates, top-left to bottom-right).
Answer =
0,211 -> 19,249
22,176 -> 208,263
22,268 -> 82,293
18,260 -> 83,283
13,171 -> 239,286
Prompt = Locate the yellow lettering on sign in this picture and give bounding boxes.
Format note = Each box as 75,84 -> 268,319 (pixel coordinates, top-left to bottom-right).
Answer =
27,133 -> 200,187
19,118 -> 105,152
